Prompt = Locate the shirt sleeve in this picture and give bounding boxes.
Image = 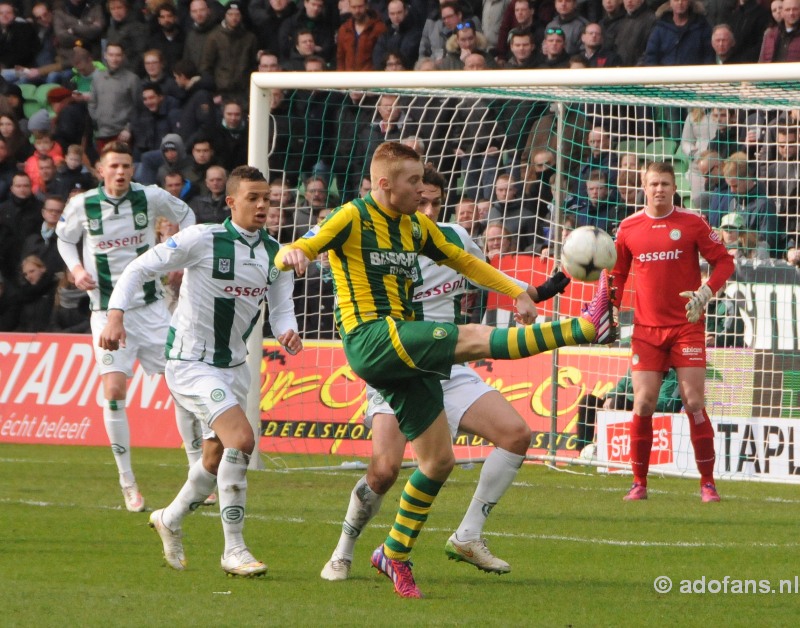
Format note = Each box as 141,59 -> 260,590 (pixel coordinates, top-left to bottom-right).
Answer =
55,195 -> 84,245
275,204 -> 354,270
149,185 -> 196,228
108,227 -> 202,310
696,218 -> 735,293
609,221 -> 632,308
266,268 -> 299,338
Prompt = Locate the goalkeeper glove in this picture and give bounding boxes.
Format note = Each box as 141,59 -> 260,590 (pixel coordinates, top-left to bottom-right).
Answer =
679,284 -> 713,323
533,270 -> 570,303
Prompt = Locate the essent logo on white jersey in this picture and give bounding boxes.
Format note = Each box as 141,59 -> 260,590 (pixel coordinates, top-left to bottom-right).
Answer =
637,248 -> 684,263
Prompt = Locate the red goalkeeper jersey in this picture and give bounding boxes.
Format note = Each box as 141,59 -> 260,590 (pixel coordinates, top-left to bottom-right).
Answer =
611,207 -> 735,327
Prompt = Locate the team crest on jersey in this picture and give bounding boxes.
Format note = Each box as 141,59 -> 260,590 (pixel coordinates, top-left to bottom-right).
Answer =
362,220 -> 374,232
669,229 -> 681,241
432,327 -> 448,339
102,354 -> 114,365
411,223 -> 421,239
269,266 -> 279,282
218,258 -> 231,274
134,213 -> 148,227
210,389 -> 226,402
89,219 -> 100,231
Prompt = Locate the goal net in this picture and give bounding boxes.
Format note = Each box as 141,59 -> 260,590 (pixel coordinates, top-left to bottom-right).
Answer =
250,65 -> 800,484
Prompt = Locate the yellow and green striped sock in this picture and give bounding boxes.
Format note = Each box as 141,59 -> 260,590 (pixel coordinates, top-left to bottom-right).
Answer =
383,469 -> 443,561
489,318 -> 595,359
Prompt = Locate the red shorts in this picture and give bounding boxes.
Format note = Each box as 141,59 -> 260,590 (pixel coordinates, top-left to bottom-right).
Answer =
631,323 -> 705,371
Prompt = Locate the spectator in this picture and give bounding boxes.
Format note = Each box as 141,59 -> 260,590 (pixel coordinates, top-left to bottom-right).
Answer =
147,2 -> 185,73
545,0 -> 590,55
131,83 -> 180,162
729,0 -> 772,62
0,1 -> 40,83
599,0 -> 626,52
88,41 -> 141,153
380,50 -> 409,69
200,1 -> 258,103
506,29 -> 537,67
53,0 -> 106,68
496,0 -> 542,64
642,0 -> 714,66
532,26 -> 571,66
154,132 -> 190,185
759,0 -> 800,61
181,136 -> 216,193
0,136 -> 16,201
16,254 -> 58,332
337,0 -> 387,71
710,23 -> 746,63
455,197 -> 484,243
722,152 -> 782,257
483,220 -> 515,260
770,0 -> 783,25
687,148 -> 725,215
419,0 -> 464,62
189,164 -> 229,223
24,131 -> 65,194
0,172 -> 43,280
0,270 -> 20,330
249,0 -> 298,52
67,44 -> 102,101
161,169 -> 196,202
614,0 -> 657,66
372,0 -> 422,70
297,174 -> 335,229
106,0 -> 149,76
207,100 -> 247,172
440,20 -> 495,69
172,59 -> 215,143
257,50 -> 281,72
265,203 -> 283,241
183,0 -> 220,70
141,49 -> 182,101
577,125 -> 614,195
0,113 -> 33,164
277,0 -> 336,64
21,195 -> 66,275
488,173 -> 540,250
763,122 -> 799,236
483,0 -> 514,55
21,2 -> 61,84
52,144 -> 96,199
48,269 -> 90,333
681,107 -> 720,159
282,28 -> 319,70
565,168 -> 622,233
581,21 -> 623,65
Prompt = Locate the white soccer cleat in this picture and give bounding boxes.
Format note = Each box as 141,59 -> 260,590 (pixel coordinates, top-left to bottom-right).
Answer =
444,534 -> 511,574
221,548 -> 268,577
149,509 -> 187,571
121,482 -> 145,512
320,557 -> 352,581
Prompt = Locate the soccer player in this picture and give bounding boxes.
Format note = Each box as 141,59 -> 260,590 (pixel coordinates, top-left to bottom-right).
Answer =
320,164 -> 570,581
98,165 -> 302,576
610,161 -> 735,502
277,141 -> 615,598
56,141 -> 201,512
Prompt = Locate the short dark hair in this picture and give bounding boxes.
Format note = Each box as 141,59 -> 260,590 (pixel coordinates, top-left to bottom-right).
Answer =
172,59 -> 197,79
100,141 -> 133,158
227,165 -> 266,196
423,163 -> 445,196
142,82 -> 163,96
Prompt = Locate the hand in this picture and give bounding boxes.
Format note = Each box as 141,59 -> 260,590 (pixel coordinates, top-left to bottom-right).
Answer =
277,329 -> 303,355
98,310 -> 126,351
118,129 -> 131,143
513,291 -> 537,325
531,270 -> 570,303
279,247 -> 310,276
679,284 -> 713,323
72,266 -> 97,291
602,397 -> 614,410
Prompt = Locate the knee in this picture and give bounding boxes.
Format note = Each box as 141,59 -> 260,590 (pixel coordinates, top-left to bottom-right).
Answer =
503,421 -> 532,456
104,384 -> 126,402
424,450 -> 455,481
367,458 -> 401,495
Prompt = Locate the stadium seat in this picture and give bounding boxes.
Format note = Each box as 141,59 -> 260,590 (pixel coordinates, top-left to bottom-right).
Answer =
615,139 -> 647,156
23,100 -> 42,118
19,84 -> 37,101
34,83 -> 62,107
644,139 -> 678,161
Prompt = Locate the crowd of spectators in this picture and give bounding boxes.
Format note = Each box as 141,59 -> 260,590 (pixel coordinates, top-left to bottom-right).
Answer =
0,0 -> 798,338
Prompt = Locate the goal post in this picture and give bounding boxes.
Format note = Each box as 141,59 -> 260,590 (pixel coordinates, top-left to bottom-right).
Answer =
248,64 -> 800,484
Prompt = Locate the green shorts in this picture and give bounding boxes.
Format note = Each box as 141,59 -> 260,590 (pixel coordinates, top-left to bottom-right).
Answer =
343,317 -> 459,440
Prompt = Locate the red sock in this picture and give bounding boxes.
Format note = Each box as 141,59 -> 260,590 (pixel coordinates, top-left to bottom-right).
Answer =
687,407 -> 716,486
630,414 -> 653,487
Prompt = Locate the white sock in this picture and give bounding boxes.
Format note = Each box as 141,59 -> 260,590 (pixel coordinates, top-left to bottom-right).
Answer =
455,448 -> 524,541
162,460 -> 217,530
173,402 -> 203,467
104,400 -> 133,482
332,475 -> 384,562
218,448 -> 249,557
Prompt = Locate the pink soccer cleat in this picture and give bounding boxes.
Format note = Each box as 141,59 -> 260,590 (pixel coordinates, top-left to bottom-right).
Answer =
580,271 -> 617,344
371,544 -> 423,599
623,483 -> 648,501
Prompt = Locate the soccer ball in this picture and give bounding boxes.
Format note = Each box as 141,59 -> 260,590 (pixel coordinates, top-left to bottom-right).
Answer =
578,443 -> 597,461
561,226 -> 617,282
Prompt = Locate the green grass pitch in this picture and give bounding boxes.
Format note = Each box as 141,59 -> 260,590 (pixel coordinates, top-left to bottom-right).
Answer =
1,443 -> 798,627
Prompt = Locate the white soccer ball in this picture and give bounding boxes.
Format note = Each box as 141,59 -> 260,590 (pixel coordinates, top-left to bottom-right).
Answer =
578,443 -> 597,461
561,225 -> 617,282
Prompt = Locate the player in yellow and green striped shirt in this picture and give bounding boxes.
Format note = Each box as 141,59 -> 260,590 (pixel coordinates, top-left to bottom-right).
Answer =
276,141 -> 616,598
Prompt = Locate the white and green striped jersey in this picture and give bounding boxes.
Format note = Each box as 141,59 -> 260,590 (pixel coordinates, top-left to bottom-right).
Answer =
56,183 -> 194,311
108,219 -> 297,368
410,223 -> 527,323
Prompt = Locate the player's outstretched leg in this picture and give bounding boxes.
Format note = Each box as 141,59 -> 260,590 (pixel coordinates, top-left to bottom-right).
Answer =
150,459 -> 218,570
579,270 -> 617,345
173,403 -> 217,506
321,476 -> 384,581
371,544 -> 422,599
104,399 -> 144,512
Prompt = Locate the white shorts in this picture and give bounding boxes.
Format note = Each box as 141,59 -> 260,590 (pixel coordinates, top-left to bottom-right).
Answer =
166,360 -> 249,438
91,300 -> 172,376
365,364 -> 495,439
